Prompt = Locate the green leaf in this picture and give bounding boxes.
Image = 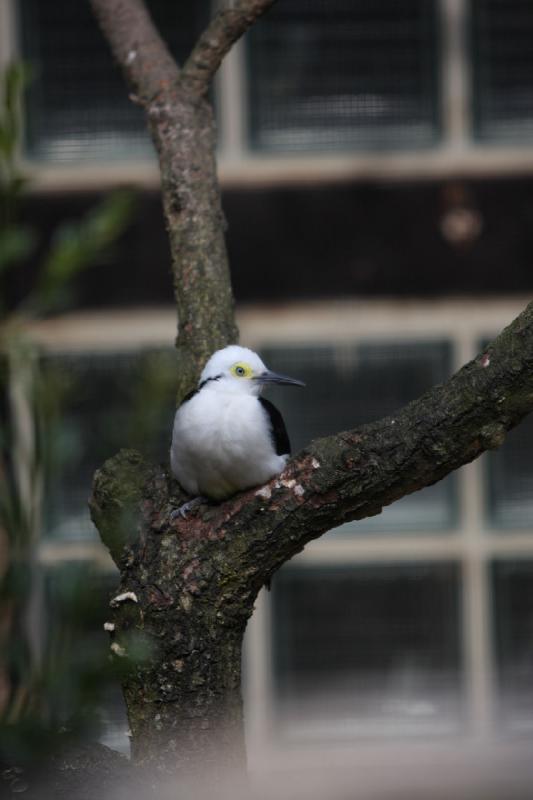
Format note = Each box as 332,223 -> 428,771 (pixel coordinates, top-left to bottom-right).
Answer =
4,62 -> 32,117
81,188 -> 137,248
0,121 -> 15,160
34,189 -> 136,314
7,174 -> 30,199
0,63 -> 31,167
0,225 -> 36,272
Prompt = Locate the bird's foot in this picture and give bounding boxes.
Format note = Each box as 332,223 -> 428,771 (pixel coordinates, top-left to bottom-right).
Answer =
171,496 -> 208,520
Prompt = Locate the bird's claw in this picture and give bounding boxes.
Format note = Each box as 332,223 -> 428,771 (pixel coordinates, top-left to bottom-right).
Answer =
170,496 -> 207,520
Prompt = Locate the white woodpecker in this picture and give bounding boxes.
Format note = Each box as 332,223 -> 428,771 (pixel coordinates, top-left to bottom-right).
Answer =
170,345 -> 305,516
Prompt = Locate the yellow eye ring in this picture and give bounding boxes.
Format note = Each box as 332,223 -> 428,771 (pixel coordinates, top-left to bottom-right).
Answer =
231,362 -> 252,378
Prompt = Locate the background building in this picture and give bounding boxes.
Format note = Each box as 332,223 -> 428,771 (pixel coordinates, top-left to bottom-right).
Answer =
2,0 -> 533,782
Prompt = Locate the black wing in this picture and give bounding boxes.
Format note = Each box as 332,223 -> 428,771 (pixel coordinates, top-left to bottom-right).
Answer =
259,397 -> 291,456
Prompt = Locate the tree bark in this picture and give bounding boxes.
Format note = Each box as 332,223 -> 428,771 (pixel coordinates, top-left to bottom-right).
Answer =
91,451 -> 250,775
89,0 -> 267,397
88,0 -> 533,779
89,0 -> 277,397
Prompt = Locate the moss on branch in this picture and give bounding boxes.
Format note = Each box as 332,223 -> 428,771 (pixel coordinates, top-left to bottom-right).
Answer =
89,449 -> 180,566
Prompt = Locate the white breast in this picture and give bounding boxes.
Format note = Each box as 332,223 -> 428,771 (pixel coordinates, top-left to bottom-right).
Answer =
170,389 -> 287,500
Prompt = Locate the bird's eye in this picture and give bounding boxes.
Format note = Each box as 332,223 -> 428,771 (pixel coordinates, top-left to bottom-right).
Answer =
231,362 -> 251,378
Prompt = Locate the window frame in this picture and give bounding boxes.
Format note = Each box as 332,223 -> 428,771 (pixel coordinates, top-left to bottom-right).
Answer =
3,0 -> 533,189
237,296 -> 533,765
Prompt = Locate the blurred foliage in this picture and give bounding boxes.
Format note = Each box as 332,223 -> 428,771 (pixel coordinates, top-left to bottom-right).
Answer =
0,62 -> 136,321
42,349 -> 176,542
0,62 -> 139,765
0,562 -> 119,765
0,63 -> 34,275
27,190 -> 136,316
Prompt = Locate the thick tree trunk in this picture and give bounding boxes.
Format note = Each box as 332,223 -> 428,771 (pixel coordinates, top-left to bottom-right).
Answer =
90,452 -> 256,777
127,634 -> 246,773
123,605 -> 247,774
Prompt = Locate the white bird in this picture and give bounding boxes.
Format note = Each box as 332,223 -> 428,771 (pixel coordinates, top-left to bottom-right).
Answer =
170,345 -> 305,515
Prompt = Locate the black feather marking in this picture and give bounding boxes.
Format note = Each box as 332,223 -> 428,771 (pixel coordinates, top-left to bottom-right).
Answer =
198,374 -> 222,390
259,397 -> 291,456
179,374 -> 222,407
179,388 -> 198,406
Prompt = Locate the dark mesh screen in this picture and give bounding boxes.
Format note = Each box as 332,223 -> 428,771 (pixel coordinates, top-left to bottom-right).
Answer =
472,0 -> 533,142
19,0 -> 210,162
261,341 -> 456,532
492,560 -> 533,732
485,414 -> 533,528
247,0 -> 440,152
480,334 -> 533,528
272,562 -> 462,735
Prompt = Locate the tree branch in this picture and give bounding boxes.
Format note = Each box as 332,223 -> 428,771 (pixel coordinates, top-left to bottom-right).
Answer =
89,0 -> 180,101
90,0 -> 239,396
181,0 -> 278,97
93,301 -> 533,595
226,299 -> 533,582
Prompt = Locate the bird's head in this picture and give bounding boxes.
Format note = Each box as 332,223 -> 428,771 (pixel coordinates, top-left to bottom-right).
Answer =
199,345 -> 305,396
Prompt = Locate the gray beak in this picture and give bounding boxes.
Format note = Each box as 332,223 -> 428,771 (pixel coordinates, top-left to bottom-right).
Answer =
257,369 -> 306,387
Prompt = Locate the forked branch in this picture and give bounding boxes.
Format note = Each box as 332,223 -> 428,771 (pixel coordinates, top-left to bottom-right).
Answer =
90,0 -> 246,390
90,0 -> 277,101
181,0 -> 278,97
89,0 -> 179,100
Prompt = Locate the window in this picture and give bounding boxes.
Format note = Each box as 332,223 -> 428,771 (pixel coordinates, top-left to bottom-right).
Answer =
10,0 -> 533,171
261,341 -> 455,532
492,560 -> 533,734
242,300 -> 533,756
471,0 -> 533,143
272,563 -> 462,738
481,332 -> 533,529
485,417 -> 533,528
247,0 -> 440,152
18,0 -> 211,162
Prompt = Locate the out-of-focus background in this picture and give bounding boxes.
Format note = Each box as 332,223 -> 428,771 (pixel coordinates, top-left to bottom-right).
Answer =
2,0 -> 533,795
